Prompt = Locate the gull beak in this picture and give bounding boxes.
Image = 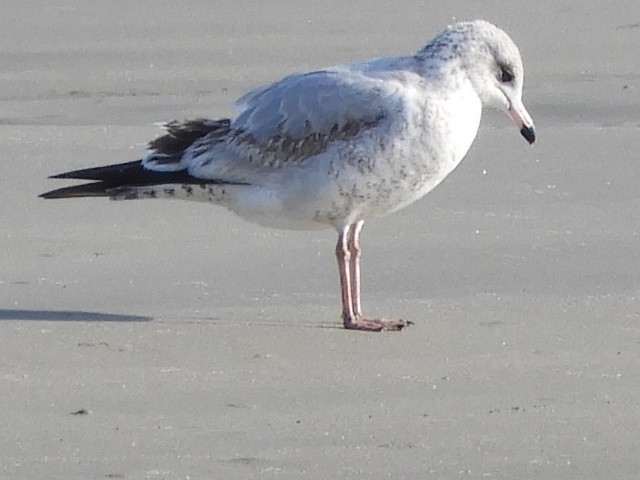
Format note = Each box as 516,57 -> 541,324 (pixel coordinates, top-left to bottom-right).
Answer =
507,99 -> 536,145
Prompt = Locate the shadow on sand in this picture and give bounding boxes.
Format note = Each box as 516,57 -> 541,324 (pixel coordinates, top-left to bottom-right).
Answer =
0,309 -> 152,322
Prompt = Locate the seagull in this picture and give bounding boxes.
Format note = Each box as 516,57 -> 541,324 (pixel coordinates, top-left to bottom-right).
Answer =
41,20 -> 535,332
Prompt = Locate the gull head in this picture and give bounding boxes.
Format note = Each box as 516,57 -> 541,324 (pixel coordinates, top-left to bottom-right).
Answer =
419,20 -> 536,144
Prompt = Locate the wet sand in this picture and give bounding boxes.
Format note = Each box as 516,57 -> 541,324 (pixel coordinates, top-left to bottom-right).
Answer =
1,1 -> 640,478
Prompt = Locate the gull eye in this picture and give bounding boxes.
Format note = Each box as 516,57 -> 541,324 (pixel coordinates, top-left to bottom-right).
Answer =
499,66 -> 514,83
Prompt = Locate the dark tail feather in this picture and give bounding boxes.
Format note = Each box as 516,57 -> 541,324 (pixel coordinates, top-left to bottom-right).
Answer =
39,182 -> 115,199
48,160 -> 144,181
40,160 -> 210,200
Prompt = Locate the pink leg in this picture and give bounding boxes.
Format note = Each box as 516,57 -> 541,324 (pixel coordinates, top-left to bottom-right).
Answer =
336,222 -> 411,332
347,221 -> 364,317
336,226 -> 355,321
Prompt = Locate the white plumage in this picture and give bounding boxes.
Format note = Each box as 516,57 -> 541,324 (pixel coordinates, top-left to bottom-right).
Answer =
42,20 -> 535,331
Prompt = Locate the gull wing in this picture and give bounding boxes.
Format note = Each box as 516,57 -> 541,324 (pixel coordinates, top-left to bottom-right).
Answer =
184,67 -> 406,183
233,68 -> 390,142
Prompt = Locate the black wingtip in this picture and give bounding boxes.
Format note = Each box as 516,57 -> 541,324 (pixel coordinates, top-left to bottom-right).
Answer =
40,158 -> 221,200
41,160 -> 150,199
47,160 -> 144,181
47,174 -> 69,180
48,172 -> 77,180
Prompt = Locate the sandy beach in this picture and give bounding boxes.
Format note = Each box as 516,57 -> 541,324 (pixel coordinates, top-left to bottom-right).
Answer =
2,1 -> 640,478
